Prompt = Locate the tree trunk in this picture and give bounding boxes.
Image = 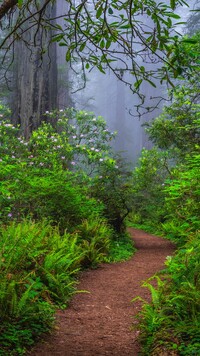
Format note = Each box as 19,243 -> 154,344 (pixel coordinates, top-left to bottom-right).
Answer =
11,1 -> 57,138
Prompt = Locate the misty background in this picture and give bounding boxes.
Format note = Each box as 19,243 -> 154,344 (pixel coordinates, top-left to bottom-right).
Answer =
0,0 -> 197,165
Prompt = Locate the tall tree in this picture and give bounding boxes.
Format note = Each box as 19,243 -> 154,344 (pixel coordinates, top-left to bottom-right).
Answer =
10,1 -> 57,138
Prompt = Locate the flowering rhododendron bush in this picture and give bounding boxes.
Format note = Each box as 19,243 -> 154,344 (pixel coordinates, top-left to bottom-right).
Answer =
0,107 -> 133,231
0,106 -> 136,354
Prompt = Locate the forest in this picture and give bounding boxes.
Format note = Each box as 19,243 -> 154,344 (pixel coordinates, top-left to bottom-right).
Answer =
0,0 -> 199,355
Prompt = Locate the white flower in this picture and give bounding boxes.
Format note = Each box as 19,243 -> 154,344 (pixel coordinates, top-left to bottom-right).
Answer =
99,158 -> 104,162
72,135 -> 77,139
59,109 -> 64,112
39,162 -> 44,166
92,118 -> 96,121
91,147 -> 95,151
115,165 -> 119,169
61,156 -> 65,160
95,149 -> 99,152
71,161 -> 76,165
45,111 -> 49,114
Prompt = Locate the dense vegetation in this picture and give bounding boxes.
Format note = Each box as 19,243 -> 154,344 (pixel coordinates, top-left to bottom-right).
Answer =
0,4 -> 200,353
0,108 -> 135,355
1,71 -> 199,354
129,63 -> 200,354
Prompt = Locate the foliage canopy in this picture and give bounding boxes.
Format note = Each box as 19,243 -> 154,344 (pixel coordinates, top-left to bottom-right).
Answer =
0,0 -> 195,108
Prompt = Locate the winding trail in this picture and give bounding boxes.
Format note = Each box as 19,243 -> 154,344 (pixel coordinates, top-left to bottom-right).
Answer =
28,228 -> 175,356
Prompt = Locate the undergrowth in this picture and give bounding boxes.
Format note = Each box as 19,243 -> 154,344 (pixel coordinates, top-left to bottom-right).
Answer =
0,218 -> 121,355
107,232 -> 136,263
0,219 -> 135,355
135,231 -> 200,356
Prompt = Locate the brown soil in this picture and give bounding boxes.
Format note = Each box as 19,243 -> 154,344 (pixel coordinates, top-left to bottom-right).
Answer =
27,228 -> 175,356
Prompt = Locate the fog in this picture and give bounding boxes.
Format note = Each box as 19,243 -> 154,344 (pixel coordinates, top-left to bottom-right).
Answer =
69,1 -> 195,165
0,0 -> 195,163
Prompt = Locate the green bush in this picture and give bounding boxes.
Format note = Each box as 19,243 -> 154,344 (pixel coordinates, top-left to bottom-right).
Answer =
130,148 -> 170,226
135,231 -> 200,355
129,79 -> 200,230
0,110 -> 134,232
74,216 -> 113,268
131,80 -> 200,355
0,217 -> 114,354
91,156 -> 134,232
162,153 -> 200,244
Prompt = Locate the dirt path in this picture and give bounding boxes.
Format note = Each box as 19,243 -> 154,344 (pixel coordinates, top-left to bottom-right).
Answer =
28,228 -> 175,356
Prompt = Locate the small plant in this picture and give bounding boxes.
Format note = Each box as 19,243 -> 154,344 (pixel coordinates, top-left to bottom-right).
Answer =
75,216 -> 113,268
107,232 -> 136,262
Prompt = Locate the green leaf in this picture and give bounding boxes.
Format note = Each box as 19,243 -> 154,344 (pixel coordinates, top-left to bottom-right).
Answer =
170,0 -> 176,10
66,49 -> 71,62
59,42 -> 67,47
51,34 -> 64,43
134,79 -> 143,90
97,64 -> 106,74
106,39 -> 112,49
100,39 -> 105,48
146,79 -> 157,88
108,7 -> 113,15
80,42 -> 86,52
164,12 -> 180,19
96,6 -> 103,19
181,39 -> 198,44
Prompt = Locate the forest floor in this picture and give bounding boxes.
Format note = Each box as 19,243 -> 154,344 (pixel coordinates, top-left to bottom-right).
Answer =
27,228 -> 175,356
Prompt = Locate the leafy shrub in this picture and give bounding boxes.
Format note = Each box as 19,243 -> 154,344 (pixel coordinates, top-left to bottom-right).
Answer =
145,85 -> 200,161
135,232 -> 200,355
0,109 -> 134,232
130,78 -> 200,355
107,232 -> 136,262
75,216 -> 113,268
0,216 -> 114,354
91,156 -> 134,232
0,106 -> 136,353
163,153 -> 200,244
130,148 -> 171,226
